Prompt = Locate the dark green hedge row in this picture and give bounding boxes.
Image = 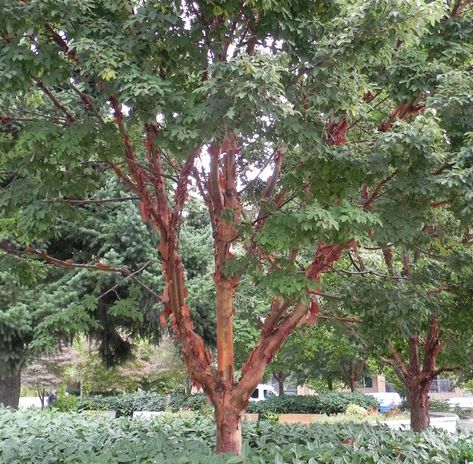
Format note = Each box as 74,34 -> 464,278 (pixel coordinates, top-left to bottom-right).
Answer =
77,391 -> 378,416
246,392 -> 379,415
78,392 -> 209,416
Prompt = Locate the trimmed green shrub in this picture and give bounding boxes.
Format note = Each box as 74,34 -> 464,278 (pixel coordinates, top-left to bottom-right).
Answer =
429,399 -> 451,412
78,392 -> 377,417
247,392 -> 379,415
77,392 -> 208,416
453,405 -> 473,419
51,394 -> 79,412
1,408 -> 472,463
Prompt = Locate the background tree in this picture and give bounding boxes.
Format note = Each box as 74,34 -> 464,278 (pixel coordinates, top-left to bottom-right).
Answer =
75,336 -> 187,394
1,0 -> 473,454
21,343 -> 77,408
271,323 -> 370,393
0,186 -> 215,407
332,214 -> 473,430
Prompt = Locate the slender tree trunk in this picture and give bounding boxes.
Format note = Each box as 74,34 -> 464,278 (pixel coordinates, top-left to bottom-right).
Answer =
0,368 -> 21,409
184,376 -> 192,396
278,377 -> 285,397
348,360 -> 356,392
327,377 -> 333,391
38,387 -> 45,410
349,377 -> 356,392
274,372 -> 285,397
409,383 -> 430,431
215,401 -> 243,455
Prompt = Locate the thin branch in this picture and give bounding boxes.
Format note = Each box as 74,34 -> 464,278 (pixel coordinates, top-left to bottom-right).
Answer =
59,196 -> 139,205
0,241 -> 132,277
44,24 -> 81,65
431,199 -> 453,208
31,76 -> 75,124
318,315 -> 360,324
238,147 -> 277,195
69,83 -> 105,125
363,170 -> 398,210
389,341 -> 410,380
327,266 -> 407,280
97,260 -> 154,300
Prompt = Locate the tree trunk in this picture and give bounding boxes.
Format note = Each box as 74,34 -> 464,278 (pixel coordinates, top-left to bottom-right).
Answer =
327,377 -> 333,391
409,384 -> 430,431
215,403 -> 242,455
184,376 -> 192,396
348,360 -> 356,392
274,372 -> 285,397
38,387 -> 45,410
0,368 -> 21,409
349,378 -> 356,392
278,377 -> 285,397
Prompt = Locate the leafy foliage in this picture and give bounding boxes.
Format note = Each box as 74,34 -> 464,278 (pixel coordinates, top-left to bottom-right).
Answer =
1,408 -> 473,463
247,393 -> 379,416
77,392 -> 209,417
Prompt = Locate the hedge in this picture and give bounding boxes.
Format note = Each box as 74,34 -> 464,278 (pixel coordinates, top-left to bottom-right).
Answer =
76,391 -> 378,416
77,392 -> 209,416
246,392 -> 379,415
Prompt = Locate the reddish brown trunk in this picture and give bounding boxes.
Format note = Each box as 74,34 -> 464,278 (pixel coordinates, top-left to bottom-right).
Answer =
409,383 -> 430,431
384,321 -> 441,432
215,402 -> 243,454
216,281 -> 235,386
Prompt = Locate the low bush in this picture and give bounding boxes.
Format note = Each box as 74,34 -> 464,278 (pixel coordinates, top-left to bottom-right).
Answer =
453,405 -> 473,419
51,394 -> 79,412
77,391 -> 378,417
429,399 -> 451,412
1,408 -> 472,463
247,392 -> 379,415
77,392 -> 208,416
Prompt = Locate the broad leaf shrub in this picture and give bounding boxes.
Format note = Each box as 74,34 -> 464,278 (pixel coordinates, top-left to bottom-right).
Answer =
1,408 -> 473,464
453,406 -> 473,419
247,392 -> 379,415
77,392 -> 208,416
429,399 -> 451,412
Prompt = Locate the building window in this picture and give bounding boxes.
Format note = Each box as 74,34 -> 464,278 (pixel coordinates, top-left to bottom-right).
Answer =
358,376 -> 373,388
364,376 -> 373,388
429,378 -> 453,393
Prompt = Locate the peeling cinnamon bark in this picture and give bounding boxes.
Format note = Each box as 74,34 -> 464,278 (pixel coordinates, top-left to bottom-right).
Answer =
382,320 -> 443,431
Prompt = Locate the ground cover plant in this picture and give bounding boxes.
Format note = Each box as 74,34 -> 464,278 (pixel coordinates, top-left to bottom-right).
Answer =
1,408 -> 473,464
